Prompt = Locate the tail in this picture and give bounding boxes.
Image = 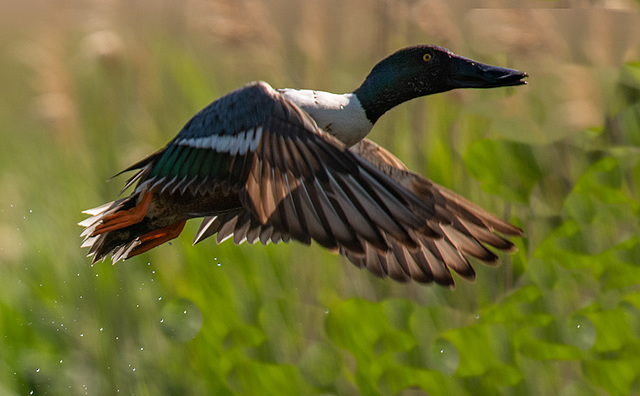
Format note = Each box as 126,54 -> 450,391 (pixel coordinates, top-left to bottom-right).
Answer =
79,190 -> 186,263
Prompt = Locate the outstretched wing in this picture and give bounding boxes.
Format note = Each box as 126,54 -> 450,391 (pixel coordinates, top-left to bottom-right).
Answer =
194,127 -> 523,286
127,81 -> 437,259
343,139 -> 523,285
193,133 -> 523,287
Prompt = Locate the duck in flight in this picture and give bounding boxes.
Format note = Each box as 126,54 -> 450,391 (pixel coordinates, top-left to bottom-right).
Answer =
80,45 -> 527,287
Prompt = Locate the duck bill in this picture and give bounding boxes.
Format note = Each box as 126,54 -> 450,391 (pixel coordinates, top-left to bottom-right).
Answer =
450,55 -> 527,89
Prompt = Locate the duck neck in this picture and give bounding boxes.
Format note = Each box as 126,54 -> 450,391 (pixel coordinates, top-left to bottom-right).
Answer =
353,74 -> 417,124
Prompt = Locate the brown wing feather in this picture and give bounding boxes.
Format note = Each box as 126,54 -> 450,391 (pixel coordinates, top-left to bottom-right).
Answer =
240,94 -> 433,255
346,139 -> 523,286
185,86 -> 523,287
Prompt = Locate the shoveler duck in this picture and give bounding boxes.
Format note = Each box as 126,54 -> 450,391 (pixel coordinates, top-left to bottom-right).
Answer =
80,45 -> 527,287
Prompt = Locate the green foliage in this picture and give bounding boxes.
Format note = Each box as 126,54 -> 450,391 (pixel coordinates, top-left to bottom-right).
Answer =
464,140 -> 544,203
1,2 -> 640,395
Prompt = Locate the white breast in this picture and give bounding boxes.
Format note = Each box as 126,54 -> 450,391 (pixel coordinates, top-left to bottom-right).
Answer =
278,89 -> 373,147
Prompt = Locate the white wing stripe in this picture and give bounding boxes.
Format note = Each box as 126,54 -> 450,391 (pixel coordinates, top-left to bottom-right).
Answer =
250,126 -> 263,152
238,128 -> 254,155
176,127 -> 263,155
217,135 -> 230,152
229,130 -> 246,156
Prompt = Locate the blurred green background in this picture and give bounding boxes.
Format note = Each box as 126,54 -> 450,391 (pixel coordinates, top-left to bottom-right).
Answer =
2,0 -> 640,394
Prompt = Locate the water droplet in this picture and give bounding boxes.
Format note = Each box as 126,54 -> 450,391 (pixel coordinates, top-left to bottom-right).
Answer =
566,315 -> 595,350
429,338 -> 459,375
160,298 -> 203,341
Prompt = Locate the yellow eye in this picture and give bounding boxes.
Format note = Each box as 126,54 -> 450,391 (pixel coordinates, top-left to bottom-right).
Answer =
422,53 -> 432,62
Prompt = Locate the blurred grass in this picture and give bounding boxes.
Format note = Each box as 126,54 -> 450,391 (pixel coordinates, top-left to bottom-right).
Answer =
2,0 -> 640,395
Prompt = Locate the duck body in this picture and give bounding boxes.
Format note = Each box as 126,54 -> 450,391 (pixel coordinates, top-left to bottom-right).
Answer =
80,45 -> 526,287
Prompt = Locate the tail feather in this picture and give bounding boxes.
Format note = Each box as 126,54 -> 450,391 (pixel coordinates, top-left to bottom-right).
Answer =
79,191 -> 184,263
79,196 -> 134,239
91,191 -> 153,236
127,221 -> 187,257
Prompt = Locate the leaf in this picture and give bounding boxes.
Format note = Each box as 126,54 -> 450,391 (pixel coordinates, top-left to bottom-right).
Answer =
377,365 -> 468,396
583,308 -> 636,353
483,363 -> 524,387
560,157 -> 639,254
298,342 -> 343,388
583,357 -> 640,396
439,324 -> 502,377
374,329 -> 417,355
222,323 -> 266,350
227,360 -> 316,396
482,285 -> 546,325
518,337 -> 584,360
325,299 -> 389,359
464,139 -> 543,203
326,299 -> 418,358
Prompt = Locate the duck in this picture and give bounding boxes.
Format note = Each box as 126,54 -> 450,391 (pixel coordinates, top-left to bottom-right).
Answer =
79,44 -> 527,287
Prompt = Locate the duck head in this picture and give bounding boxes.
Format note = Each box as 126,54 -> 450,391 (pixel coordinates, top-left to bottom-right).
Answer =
353,45 -> 527,123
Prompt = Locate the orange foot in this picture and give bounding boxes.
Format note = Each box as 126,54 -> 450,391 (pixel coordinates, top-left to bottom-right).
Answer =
129,220 -> 187,257
93,191 -> 153,235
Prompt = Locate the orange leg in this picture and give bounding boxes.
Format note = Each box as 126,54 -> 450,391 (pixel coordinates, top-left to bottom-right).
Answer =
93,191 -> 153,235
129,220 -> 187,257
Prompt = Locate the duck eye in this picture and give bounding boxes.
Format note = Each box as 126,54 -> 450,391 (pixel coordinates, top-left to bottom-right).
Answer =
422,53 -> 432,62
